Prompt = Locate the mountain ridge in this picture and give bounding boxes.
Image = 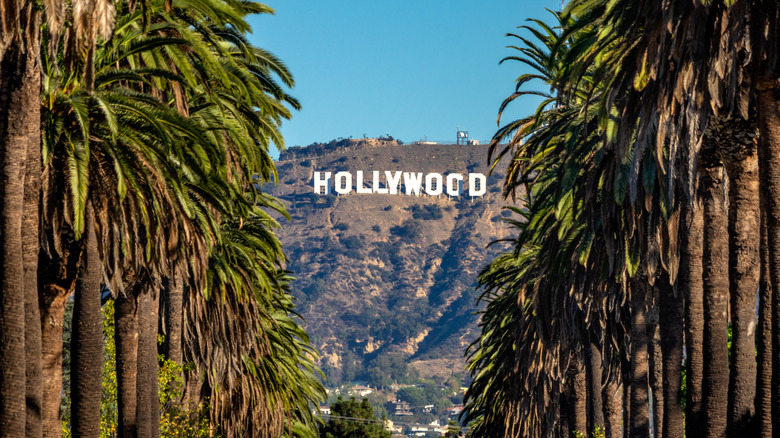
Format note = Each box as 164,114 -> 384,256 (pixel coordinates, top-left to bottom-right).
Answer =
269,139 -> 519,384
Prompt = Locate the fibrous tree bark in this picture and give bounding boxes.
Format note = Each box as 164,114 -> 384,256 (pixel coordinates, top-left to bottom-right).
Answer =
756,188 -> 772,438
116,285 -> 140,438
602,376 -> 622,438
136,283 -> 160,438
70,204 -> 103,437
681,193 -> 705,438
757,77 -> 780,438
629,279 -> 650,438
162,276 -> 183,364
21,16 -> 42,437
700,144 -> 730,438
585,334 -> 604,434
658,275 -> 684,437
0,2 -> 41,432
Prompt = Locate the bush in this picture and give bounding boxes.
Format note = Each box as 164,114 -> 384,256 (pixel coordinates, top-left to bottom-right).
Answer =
61,300 -> 212,438
390,219 -> 422,242
341,235 -> 364,250
409,204 -> 442,220
334,222 -> 349,231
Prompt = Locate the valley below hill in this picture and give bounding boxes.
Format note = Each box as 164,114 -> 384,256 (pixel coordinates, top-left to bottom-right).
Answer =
269,138 -> 519,386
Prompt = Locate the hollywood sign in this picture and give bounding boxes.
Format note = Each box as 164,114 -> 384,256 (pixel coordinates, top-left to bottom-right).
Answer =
312,171 -> 487,197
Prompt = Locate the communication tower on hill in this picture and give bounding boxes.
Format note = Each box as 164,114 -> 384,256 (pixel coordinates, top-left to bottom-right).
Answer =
456,125 -> 469,145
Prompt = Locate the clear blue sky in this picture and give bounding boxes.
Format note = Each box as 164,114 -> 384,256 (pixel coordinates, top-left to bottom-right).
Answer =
246,0 -> 563,157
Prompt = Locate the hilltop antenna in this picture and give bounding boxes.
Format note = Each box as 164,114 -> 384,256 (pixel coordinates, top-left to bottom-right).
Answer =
456,125 -> 469,145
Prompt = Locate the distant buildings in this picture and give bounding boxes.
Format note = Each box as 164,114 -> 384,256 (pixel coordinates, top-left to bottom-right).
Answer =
394,400 -> 413,416
349,385 -> 374,397
407,421 -> 443,436
446,405 -> 464,419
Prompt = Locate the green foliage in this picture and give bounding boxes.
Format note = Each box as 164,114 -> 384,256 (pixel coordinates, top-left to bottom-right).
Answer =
409,204 -> 443,220
389,219 -> 422,242
395,383 -> 453,413
572,426 -> 605,438
101,300 -> 118,437
62,300 -> 212,437
444,420 -> 461,437
303,279 -> 329,300
319,397 -> 391,438
158,357 -> 212,437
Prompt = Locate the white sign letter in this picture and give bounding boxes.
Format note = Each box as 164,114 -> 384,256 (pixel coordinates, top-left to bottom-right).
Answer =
403,172 -> 424,196
335,171 -> 352,195
425,173 -> 443,196
373,171 -> 388,193
469,173 -> 487,197
446,173 -> 463,196
313,171 -> 331,195
356,171 -> 372,194
385,171 -> 402,195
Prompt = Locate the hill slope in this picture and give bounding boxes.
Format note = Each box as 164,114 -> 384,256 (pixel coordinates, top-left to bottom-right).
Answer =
270,139 -> 518,383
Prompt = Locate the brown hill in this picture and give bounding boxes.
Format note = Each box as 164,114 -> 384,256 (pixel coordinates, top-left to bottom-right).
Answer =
269,139 -> 519,383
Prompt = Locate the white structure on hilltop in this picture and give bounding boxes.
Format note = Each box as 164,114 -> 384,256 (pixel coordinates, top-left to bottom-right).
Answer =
313,171 -> 486,198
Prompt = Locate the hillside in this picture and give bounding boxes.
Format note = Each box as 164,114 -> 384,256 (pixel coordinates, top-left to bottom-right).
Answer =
269,138 -> 519,384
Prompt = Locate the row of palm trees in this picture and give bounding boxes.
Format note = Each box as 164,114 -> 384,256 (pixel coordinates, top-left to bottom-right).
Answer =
0,0 -> 324,437
465,1 -> 780,437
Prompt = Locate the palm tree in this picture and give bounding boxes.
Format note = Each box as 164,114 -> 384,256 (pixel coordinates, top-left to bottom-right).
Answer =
22,33 -> 44,438
698,139 -> 730,438
184,212 -> 325,436
2,0 -> 118,430
680,194 -> 705,437
40,18 -> 222,433
562,2 -> 778,437
714,116 -> 760,436
0,3 -> 41,435
628,277 -> 650,437
468,7 -> 691,438
69,203 -> 103,437
757,206 -> 773,437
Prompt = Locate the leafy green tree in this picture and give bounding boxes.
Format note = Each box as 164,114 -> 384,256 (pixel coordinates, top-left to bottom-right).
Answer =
444,421 -> 461,437
320,397 -> 391,438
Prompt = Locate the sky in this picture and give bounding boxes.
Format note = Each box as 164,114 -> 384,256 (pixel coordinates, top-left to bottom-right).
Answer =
246,0 -> 563,158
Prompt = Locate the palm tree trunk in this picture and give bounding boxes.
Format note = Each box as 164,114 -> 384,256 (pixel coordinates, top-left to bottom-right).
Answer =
756,204 -> 772,437
560,377 -> 572,438
629,279 -> 650,438
723,128 -> 760,436
622,352 -> 631,438
602,376 -> 622,438
162,276 -> 183,364
116,288 -> 140,438
39,280 -> 69,438
757,79 -> 780,438
658,275 -> 684,437
585,335 -> 604,433
70,207 -> 103,437
0,33 -> 40,438
700,154 -> 729,438
137,285 -> 160,438
681,195 -> 705,438
151,290 -> 160,438
571,357 -> 587,436
39,245 -> 81,437
183,367 -> 202,416
647,298 -> 663,438
22,36 -> 42,438
561,356 -> 587,438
